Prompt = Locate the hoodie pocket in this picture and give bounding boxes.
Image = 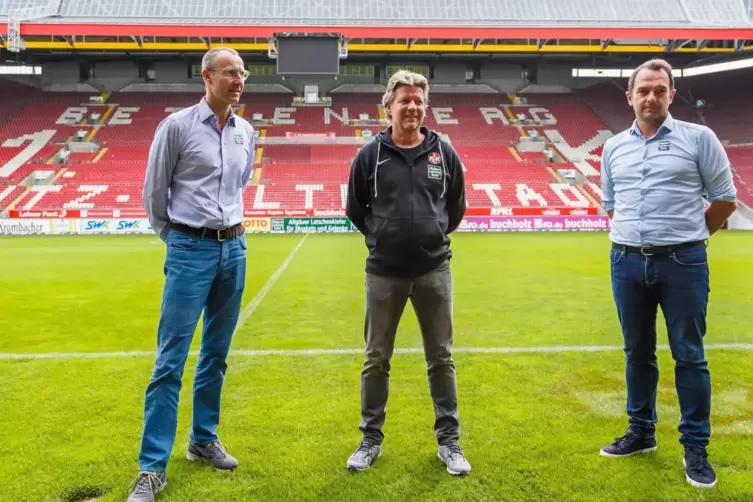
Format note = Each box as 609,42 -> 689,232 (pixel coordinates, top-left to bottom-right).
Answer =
413,217 -> 446,251
369,217 -> 411,257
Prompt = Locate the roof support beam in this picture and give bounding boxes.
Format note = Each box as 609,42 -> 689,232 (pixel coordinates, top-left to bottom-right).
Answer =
6,24 -> 753,41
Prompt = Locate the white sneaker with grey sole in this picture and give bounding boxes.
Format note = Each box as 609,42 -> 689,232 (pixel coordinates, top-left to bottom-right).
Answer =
346,441 -> 382,471
438,443 -> 471,476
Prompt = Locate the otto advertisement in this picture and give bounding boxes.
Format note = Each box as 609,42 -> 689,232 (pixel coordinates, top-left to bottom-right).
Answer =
243,218 -> 271,233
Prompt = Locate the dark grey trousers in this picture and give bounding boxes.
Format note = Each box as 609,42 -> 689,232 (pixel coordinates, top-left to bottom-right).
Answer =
358,260 -> 460,446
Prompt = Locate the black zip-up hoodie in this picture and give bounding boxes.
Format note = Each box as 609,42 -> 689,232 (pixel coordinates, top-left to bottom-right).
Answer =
346,126 -> 466,278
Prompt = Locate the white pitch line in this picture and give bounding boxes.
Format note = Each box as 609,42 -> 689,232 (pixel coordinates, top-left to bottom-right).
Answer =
234,233 -> 308,332
2,344 -> 752,361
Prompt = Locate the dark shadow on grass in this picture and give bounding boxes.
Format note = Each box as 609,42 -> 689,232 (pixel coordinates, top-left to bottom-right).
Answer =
60,485 -> 108,502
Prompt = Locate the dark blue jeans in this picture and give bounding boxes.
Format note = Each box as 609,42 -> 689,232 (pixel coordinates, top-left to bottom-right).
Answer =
610,242 -> 711,448
138,228 -> 247,472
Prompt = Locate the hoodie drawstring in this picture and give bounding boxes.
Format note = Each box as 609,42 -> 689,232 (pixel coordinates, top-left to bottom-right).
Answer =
374,141 -> 380,199
373,131 -> 446,199
439,141 -> 447,198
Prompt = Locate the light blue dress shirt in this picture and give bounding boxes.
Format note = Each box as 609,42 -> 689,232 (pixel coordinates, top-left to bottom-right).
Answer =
601,114 -> 737,246
143,98 -> 255,241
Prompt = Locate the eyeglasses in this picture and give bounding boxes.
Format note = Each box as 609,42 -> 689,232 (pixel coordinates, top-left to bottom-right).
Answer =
210,68 -> 250,81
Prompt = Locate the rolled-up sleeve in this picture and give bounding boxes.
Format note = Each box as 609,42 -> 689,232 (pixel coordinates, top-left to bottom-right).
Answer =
600,141 -> 615,212
698,128 -> 737,203
143,117 -> 180,242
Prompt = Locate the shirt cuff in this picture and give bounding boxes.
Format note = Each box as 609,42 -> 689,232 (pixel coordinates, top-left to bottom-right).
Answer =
707,193 -> 737,203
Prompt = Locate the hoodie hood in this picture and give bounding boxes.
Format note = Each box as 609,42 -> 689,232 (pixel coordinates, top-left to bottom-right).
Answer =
374,125 -> 441,150
371,125 -> 447,199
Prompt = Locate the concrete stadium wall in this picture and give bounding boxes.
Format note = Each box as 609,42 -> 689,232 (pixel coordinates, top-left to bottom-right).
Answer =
538,64 -> 575,87
0,75 -> 42,88
89,60 -> 140,91
20,57 -> 649,95
153,61 -> 189,82
478,63 -> 526,91
40,61 -> 79,83
433,63 -> 471,83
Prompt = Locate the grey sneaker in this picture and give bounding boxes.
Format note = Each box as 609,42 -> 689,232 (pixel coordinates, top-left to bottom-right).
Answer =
346,441 -> 382,471
127,471 -> 166,502
438,443 -> 471,476
186,441 -> 239,470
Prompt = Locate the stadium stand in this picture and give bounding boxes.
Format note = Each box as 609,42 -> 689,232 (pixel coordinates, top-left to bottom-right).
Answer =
1,81 -> 752,215
1,0 -> 752,223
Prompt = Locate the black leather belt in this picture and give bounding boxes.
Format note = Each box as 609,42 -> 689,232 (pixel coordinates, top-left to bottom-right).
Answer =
612,240 -> 705,256
170,221 -> 245,241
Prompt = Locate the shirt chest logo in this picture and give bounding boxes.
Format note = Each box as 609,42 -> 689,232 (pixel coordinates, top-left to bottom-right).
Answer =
428,152 -> 441,165
658,140 -> 670,151
234,133 -> 244,145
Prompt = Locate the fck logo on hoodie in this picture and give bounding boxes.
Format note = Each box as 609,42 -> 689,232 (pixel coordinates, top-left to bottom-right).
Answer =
428,152 -> 443,179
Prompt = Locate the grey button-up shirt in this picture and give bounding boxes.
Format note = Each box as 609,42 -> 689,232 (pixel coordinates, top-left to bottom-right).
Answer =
143,97 -> 255,241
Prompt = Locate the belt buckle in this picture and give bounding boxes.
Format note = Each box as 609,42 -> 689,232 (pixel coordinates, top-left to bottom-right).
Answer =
640,245 -> 654,256
217,229 -> 226,242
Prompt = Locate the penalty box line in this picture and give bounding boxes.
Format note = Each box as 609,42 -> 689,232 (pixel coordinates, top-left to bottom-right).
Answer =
2,344 -> 752,361
0,234 -> 310,363
235,233 -> 309,332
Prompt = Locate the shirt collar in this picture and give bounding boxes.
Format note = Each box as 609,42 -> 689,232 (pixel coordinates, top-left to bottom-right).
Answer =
198,97 -> 236,126
630,112 -> 674,138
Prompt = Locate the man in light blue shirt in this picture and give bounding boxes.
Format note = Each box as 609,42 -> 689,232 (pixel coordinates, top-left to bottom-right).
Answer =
599,58 -> 737,490
130,47 -> 254,502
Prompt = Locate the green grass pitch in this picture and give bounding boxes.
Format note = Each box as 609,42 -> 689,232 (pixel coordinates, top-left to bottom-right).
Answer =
1,231 -> 752,501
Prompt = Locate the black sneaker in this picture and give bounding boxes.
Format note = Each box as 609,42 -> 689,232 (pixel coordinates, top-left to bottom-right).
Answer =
600,431 -> 657,457
683,446 -> 717,488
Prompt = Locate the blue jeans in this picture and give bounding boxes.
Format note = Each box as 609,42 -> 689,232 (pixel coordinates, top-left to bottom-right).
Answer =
610,242 -> 711,448
138,228 -> 247,472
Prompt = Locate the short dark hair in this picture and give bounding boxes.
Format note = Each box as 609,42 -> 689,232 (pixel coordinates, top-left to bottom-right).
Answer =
628,58 -> 674,93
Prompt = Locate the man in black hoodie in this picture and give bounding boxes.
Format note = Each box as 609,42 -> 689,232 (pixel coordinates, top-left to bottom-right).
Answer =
345,70 -> 470,476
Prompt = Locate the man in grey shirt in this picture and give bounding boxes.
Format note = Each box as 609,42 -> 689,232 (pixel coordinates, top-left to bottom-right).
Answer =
128,47 -> 254,502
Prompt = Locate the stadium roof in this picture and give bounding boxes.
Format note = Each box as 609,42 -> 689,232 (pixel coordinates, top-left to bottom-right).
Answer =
2,0 -> 753,28
2,0 -> 753,55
